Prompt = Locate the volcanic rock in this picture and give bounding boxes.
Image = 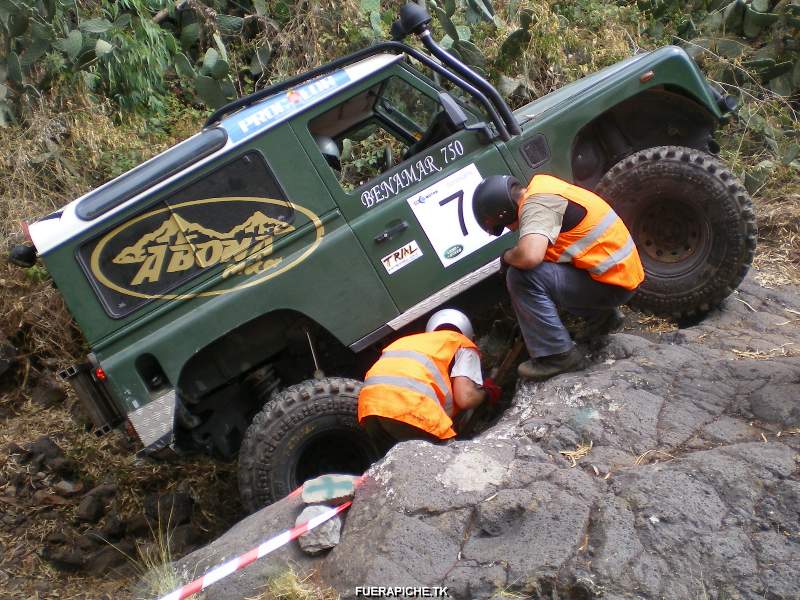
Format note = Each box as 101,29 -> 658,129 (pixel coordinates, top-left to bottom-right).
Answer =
53,479 -> 84,497
296,505 -> 342,554
31,376 -> 66,408
167,276 -> 800,599
144,492 -> 194,526
76,494 -> 106,523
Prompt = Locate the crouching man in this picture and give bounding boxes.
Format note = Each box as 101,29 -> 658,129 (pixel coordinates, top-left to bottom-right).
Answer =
473,174 -> 645,381
357,309 -> 501,455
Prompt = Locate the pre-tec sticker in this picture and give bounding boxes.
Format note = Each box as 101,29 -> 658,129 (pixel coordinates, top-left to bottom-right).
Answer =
381,240 -> 423,274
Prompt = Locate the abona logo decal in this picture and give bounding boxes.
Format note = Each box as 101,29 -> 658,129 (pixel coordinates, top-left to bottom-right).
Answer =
88,197 -> 323,301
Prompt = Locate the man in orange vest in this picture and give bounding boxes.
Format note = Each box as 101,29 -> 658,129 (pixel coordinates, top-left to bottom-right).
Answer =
473,174 -> 645,381
358,309 -> 502,454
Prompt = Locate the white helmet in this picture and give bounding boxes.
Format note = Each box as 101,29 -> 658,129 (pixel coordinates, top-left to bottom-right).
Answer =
425,308 -> 474,340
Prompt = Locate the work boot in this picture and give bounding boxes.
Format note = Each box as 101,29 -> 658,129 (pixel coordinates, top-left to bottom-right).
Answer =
575,308 -> 625,341
517,347 -> 587,381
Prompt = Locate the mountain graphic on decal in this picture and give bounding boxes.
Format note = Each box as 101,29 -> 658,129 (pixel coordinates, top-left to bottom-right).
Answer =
112,210 -> 294,265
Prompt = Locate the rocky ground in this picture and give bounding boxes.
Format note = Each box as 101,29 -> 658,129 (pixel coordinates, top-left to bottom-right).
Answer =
169,274 -> 800,599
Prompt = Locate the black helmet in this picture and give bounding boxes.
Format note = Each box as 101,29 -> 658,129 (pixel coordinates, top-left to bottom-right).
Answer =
472,175 -> 521,236
314,135 -> 341,171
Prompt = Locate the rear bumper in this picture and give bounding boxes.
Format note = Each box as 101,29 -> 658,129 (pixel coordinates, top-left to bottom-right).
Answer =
58,363 -> 123,435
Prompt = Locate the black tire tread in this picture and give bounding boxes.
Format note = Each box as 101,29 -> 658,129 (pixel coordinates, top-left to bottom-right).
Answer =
238,377 -> 364,513
595,145 -> 756,317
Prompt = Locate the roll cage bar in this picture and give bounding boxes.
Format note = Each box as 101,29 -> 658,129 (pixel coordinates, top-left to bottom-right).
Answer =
206,41 -> 518,142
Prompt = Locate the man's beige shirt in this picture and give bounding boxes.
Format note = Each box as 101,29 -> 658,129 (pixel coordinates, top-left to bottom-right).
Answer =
518,193 -> 568,244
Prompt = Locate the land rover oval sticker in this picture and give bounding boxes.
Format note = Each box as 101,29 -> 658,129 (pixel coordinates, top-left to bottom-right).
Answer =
88,197 -> 323,303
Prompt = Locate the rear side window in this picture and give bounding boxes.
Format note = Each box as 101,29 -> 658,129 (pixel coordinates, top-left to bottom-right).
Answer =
75,128 -> 228,221
78,152 -> 292,318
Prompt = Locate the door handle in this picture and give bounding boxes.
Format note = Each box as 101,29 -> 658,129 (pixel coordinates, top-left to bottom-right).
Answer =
374,220 -> 408,244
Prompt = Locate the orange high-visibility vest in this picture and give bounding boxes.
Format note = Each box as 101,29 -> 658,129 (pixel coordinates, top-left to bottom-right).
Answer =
358,330 -> 478,440
521,174 -> 645,290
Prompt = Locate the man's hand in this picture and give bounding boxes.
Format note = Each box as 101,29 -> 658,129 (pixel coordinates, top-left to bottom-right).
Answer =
502,233 -> 548,270
482,377 -> 502,405
499,253 -> 510,278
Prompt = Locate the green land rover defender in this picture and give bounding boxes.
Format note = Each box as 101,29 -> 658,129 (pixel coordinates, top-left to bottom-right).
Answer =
16,4 -> 755,511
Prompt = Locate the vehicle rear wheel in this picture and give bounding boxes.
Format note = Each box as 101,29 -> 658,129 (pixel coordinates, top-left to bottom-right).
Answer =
595,146 -> 756,317
238,377 -> 378,513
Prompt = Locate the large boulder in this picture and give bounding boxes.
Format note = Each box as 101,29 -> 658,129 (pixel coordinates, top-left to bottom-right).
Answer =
168,276 -> 800,599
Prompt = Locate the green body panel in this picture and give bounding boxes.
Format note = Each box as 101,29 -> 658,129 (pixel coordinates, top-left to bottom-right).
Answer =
41,124 -> 398,413
37,44 -> 723,434
506,46 -> 722,182
99,215 -> 396,412
292,64 -> 516,312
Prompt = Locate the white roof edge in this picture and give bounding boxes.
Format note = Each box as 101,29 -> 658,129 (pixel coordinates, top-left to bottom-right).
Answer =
29,52 -> 403,255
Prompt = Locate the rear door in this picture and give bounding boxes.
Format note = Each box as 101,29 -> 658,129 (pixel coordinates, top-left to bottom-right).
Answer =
292,64 -> 514,314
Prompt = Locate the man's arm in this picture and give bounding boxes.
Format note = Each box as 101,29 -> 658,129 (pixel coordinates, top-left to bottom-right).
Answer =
502,193 -> 567,270
450,348 -> 486,411
502,233 -> 549,270
452,376 -> 487,411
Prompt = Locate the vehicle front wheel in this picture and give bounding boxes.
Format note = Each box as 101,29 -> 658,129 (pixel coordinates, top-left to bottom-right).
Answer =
238,377 -> 378,513
595,145 -> 756,317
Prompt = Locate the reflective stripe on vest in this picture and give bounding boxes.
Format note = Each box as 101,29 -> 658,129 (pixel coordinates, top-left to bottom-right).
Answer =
356,330 -> 478,440
521,174 -> 644,290
557,209 -> 618,263
588,236 -> 636,276
380,350 -> 454,415
361,375 -> 442,408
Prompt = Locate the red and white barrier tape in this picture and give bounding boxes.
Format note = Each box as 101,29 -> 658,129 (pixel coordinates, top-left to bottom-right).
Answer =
158,501 -> 352,600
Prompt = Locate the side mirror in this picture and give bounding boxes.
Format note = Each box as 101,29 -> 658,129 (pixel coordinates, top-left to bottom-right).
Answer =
8,244 -> 37,268
438,92 -> 495,144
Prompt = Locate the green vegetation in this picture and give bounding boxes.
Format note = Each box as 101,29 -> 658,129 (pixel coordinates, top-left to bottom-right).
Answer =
1,0 -> 796,335
0,3 -> 797,599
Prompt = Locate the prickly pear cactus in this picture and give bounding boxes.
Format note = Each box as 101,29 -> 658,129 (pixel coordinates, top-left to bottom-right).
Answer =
683,0 -> 800,98
173,45 -> 237,110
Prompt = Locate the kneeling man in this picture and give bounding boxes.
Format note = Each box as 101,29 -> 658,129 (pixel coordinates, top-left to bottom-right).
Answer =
473,174 -> 644,380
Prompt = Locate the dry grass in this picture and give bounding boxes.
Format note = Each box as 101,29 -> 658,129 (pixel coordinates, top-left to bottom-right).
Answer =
634,449 -> 676,466
635,314 -> 678,334
250,0 -> 361,85
731,344 -> 797,360
559,440 -> 593,467
129,514 -> 183,600
0,395 -> 241,600
246,567 -> 339,600
750,178 -> 800,288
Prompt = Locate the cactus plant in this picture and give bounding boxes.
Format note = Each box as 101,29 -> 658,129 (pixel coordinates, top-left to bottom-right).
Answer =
498,8 -> 533,65
685,0 -> 800,98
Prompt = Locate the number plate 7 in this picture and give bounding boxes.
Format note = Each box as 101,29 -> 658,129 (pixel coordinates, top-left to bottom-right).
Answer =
407,164 -> 501,267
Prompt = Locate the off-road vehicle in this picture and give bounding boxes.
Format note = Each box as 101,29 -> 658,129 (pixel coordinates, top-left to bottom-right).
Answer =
13,4 -> 755,512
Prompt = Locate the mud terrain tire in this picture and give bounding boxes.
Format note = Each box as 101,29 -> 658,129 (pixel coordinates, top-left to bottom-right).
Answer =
238,377 -> 377,513
595,146 -> 756,316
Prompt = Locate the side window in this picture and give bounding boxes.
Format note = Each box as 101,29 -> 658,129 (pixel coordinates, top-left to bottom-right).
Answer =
309,75 -> 454,193
378,77 -> 439,138
337,120 -> 411,192
79,152 -> 293,318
